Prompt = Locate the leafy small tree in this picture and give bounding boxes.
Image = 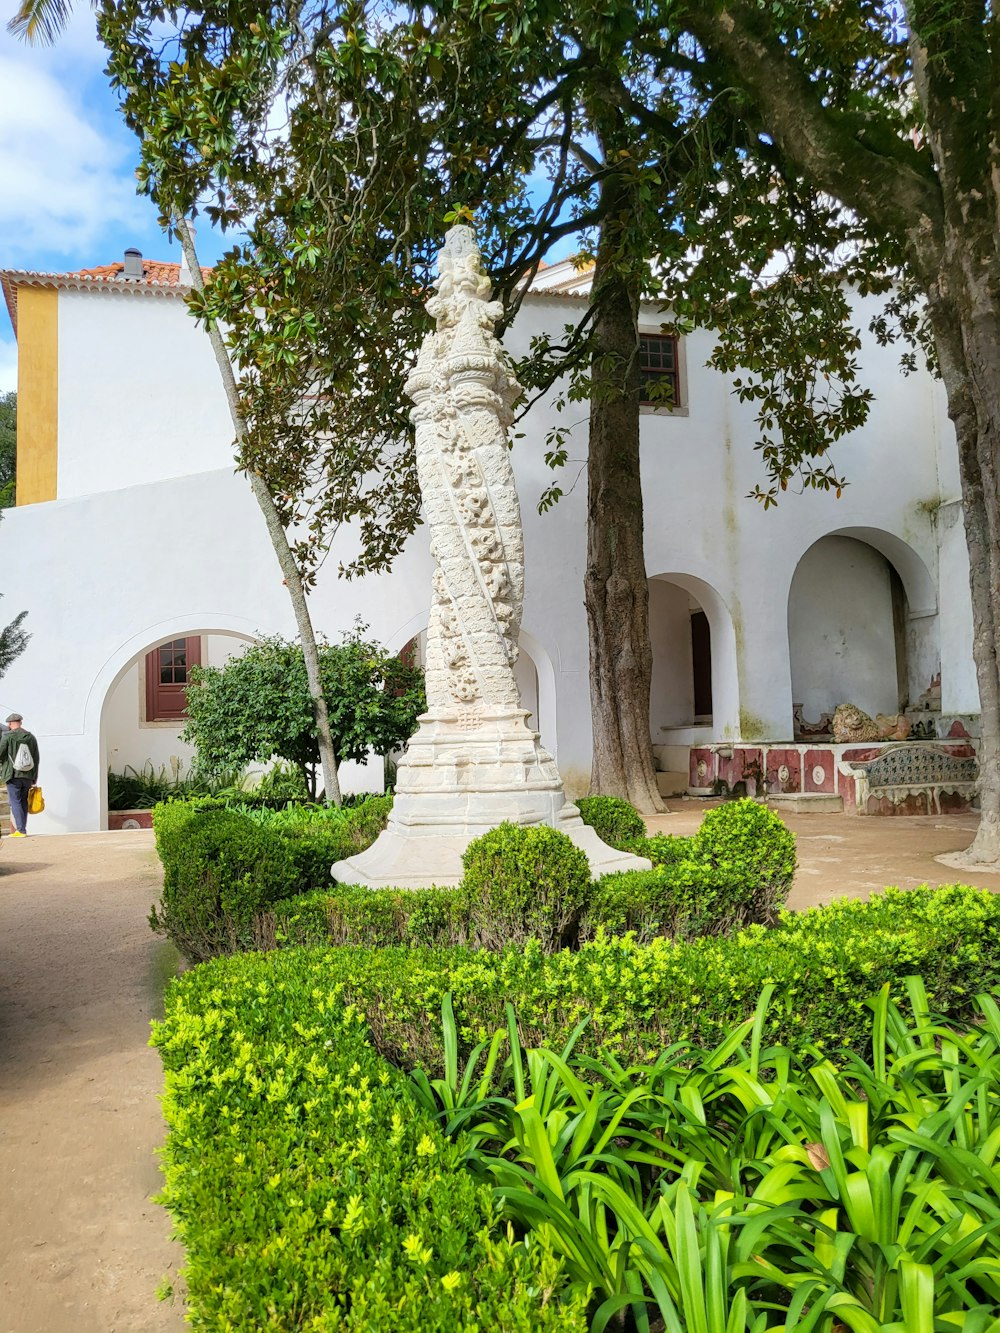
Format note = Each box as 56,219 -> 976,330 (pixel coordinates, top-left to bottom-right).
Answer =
0,505 -> 28,676
0,392 -> 16,509
182,628 -> 425,800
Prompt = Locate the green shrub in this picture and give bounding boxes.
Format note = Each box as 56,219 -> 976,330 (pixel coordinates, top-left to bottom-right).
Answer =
461,823 -> 591,951
208,792 -> 393,890
691,798 -> 796,923
627,831 -> 694,865
151,803 -> 300,962
260,884 -> 469,950
339,792 -> 393,854
574,795 -> 646,848
152,952 -> 587,1331
294,883 -> 1000,1071
575,865 -> 706,942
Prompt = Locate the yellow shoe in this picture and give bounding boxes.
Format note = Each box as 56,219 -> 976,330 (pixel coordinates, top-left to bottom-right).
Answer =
9,830 -> 25,837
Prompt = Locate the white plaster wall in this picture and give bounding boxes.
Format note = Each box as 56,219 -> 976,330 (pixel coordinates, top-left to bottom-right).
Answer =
788,536 -> 900,720
57,289 -> 234,500
937,502 -> 980,712
504,287 -> 946,744
0,280 -> 973,830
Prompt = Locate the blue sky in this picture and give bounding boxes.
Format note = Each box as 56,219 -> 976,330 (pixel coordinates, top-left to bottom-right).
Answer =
0,10 -> 233,391
0,11 -> 581,395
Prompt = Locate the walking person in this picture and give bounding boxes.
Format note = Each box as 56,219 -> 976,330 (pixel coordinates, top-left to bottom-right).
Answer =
0,713 -> 39,837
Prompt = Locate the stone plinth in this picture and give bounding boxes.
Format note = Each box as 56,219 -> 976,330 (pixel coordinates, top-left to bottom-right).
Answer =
332,709 -> 649,887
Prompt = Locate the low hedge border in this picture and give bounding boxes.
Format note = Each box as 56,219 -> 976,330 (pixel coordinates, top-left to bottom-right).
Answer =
153,882 -> 999,1328
269,882 -> 996,1072
151,794 -> 393,961
258,800 -> 798,953
154,950 -> 587,1330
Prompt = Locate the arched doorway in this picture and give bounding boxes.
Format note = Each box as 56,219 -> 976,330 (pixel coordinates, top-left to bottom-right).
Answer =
95,623 -> 259,828
648,573 -> 739,747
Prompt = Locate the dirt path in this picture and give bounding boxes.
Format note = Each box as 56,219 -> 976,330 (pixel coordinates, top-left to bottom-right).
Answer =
0,812 -> 997,1333
0,831 -> 184,1333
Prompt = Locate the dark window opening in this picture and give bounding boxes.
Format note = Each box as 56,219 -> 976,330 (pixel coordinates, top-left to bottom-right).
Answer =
639,333 -> 680,408
691,611 -> 713,720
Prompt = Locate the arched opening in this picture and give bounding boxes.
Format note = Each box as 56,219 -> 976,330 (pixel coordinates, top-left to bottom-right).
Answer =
648,573 -> 739,751
101,629 -> 258,821
787,532 -> 939,729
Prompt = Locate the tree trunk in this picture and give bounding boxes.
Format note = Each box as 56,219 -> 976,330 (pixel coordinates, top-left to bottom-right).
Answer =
679,2 -> 1000,863
923,260 -> 1000,865
175,220 -> 343,806
585,223 -> 665,815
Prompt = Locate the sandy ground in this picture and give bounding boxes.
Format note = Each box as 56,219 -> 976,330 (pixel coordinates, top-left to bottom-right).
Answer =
0,832 -> 184,1333
1,811 -> 999,1332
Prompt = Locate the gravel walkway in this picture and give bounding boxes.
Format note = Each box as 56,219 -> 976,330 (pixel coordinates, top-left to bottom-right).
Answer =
0,831 -> 184,1333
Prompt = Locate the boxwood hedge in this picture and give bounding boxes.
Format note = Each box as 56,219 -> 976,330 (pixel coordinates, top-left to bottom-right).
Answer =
153,951 -> 587,1330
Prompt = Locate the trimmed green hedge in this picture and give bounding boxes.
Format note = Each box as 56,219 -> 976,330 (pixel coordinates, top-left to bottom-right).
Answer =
151,795 -> 392,961
153,882 -> 1000,1327
291,884 -> 1000,1071
574,795 -> 646,847
262,800 -> 796,951
153,951 -> 587,1331
151,802 -> 300,962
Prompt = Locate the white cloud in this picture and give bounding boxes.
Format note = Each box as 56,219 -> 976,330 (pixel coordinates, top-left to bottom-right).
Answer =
0,52 -> 146,265
0,335 -> 16,394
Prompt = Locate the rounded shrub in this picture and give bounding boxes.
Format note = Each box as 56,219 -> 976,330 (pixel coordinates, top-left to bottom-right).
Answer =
461,822 -> 592,951
151,804 -> 300,962
574,795 -> 646,848
689,799 -> 796,929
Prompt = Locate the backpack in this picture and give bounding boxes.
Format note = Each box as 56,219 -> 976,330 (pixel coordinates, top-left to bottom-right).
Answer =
13,741 -> 33,772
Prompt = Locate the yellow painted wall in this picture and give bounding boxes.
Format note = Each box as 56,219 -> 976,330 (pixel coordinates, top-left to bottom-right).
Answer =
16,286 -> 58,505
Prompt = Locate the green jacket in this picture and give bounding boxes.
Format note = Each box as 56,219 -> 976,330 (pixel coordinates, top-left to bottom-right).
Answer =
0,728 -> 39,784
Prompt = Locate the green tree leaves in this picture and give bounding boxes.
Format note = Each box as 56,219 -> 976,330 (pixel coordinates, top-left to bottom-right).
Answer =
182,627 -> 424,797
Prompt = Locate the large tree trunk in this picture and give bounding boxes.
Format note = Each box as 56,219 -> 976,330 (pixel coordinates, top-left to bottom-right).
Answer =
922,257 -> 1000,865
176,220 -> 343,806
680,1 -> 1000,863
585,220 -> 665,815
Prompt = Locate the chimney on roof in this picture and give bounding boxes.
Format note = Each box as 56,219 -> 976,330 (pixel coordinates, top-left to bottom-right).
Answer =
122,248 -> 144,281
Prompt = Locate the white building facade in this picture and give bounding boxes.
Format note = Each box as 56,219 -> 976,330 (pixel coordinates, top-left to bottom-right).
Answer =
0,254 -> 977,831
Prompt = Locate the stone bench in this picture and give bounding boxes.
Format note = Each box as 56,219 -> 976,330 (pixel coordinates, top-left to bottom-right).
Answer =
840,744 -> 978,816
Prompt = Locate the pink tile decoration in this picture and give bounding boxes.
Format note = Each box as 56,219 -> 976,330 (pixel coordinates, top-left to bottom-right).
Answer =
804,748 -> 836,793
690,747 -> 715,788
765,748 -> 802,793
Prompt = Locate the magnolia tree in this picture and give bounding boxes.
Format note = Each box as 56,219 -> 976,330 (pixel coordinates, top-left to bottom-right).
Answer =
86,0 -> 1000,848
667,0 -> 1000,864
182,629 -> 425,800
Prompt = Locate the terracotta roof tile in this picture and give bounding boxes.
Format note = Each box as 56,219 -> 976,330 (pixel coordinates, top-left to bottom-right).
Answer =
70,260 -> 212,285
0,258 -> 213,335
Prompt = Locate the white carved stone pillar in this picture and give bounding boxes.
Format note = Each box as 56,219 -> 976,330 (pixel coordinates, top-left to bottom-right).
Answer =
332,228 -> 649,887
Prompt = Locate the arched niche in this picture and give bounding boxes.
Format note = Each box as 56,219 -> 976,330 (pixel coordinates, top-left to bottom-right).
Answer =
393,623 -> 558,759
787,530 -> 939,724
88,616 -> 261,829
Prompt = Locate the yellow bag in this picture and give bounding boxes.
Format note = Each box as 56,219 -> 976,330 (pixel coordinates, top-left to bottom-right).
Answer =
27,785 -> 44,814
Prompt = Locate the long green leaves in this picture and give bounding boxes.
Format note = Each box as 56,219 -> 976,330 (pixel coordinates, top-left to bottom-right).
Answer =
415,984 -> 1000,1331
